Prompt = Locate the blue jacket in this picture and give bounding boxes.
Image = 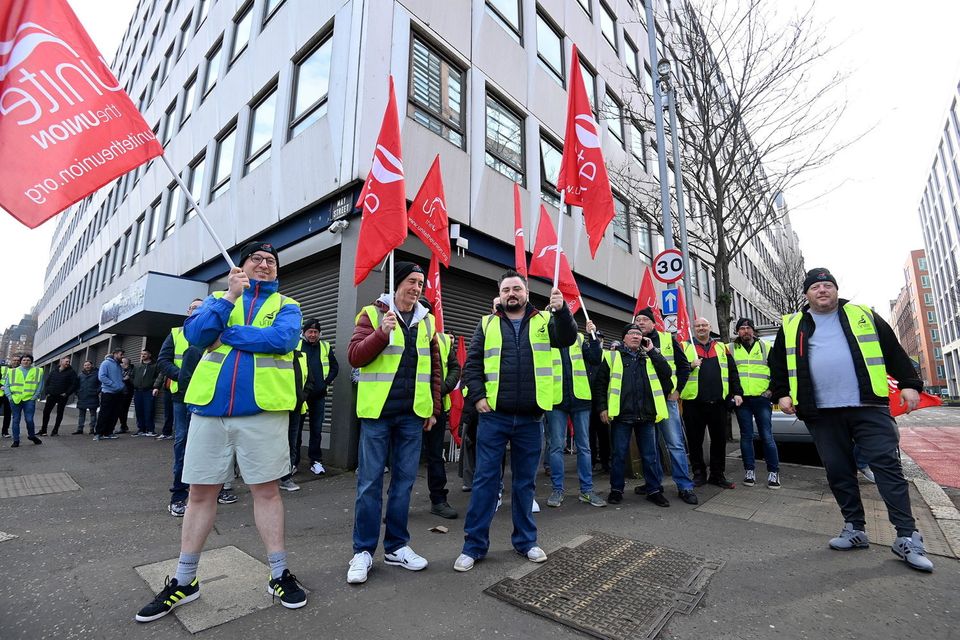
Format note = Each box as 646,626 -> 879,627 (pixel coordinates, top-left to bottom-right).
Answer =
185,278 -> 301,417
98,357 -> 125,394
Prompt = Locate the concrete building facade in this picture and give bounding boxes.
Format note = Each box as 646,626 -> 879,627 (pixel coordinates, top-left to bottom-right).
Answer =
890,250 -> 945,394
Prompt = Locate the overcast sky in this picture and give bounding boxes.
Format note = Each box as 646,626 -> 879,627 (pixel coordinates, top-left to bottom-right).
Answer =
4,0 -> 960,332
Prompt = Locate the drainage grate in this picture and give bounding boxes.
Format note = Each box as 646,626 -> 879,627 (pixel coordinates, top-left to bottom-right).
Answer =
0,472 -> 80,499
485,532 -> 724,640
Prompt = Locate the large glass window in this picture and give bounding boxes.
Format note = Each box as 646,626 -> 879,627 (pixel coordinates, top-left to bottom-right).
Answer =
161,100 -> 177,144
644,63 -> 654,94
176,12 -> 193,59
536,12 -> 564,83
485,0 -> 521,42
577,0 -> 592,18
636,219 -> 652,258
263,0 -> 286,24
600,2 -> 617,50
246,85 -> 277,172
603,91 -> 624,147
162,44 -> 174,81
540,133 -> 562,208
630,120 -> 645,168
408,35 -> 466,149
612,196 -> 631,251
203,39 -> 222,98
197,0 -> 210,27
290,34 -> 332,138
121,228 -> 134,272
625,37 -> 639,79
132,215 -> 144,264
230,4 -> 253,63
146,199 -> 162,253
485,93 -> 525,184
211,125 -> 236,201
579,59 -> 597,111
185,154 -> 206,220
163,181 -> 181,238
180,72 -> 197,124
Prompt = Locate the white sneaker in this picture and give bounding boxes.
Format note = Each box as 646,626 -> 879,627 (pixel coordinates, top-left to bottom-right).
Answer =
384,545 -> 428,571
525,546 -> 547,563
860,467 -> 876,483
310,462 -> 326,476
347,551 -> 372,584
532,498 -> 541,513
453,554 -> 475,572
495,491 -> 503,512
278,479 -> 300,492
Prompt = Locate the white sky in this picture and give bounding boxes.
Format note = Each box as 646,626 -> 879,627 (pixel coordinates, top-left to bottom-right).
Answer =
4,0 -> 960,331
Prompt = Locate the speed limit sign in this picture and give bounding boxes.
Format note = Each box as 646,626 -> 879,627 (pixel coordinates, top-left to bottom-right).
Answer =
653,249 -> 684,284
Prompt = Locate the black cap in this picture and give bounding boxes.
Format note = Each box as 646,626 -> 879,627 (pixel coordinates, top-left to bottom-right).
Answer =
803,268 -> 837,293
622,323 -> 642,339
735,318 -> 755,331
393,261 -> 424,288
302,318 -> 322,333
635,307 -> 655,322
239,241 -> 279,268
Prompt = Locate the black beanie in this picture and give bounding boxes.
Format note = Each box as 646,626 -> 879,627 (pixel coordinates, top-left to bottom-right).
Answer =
803,268 -> 838,293
239,241 -> 279,267
302,318 -> 322,333
393,261 -> 424,288
735,318 -> 755,331
622,323 -> 642,339
635,307 -> 655,322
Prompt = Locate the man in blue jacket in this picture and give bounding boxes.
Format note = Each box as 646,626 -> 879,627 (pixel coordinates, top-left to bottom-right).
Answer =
135,242 -> 306,623
96,348 -> 125,440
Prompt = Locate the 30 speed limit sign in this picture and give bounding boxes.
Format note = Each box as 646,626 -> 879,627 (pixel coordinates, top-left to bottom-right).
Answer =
653,249 -> 684,284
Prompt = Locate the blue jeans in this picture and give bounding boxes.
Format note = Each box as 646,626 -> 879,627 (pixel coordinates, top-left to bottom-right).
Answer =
170,401 -> 192,503
546,409 -> 593,493
10,400 -> 37,441
462,411 -> 542,559
658,400 -> 694,491
133,388 -> 155,432
735,396 -> 779,472
353,414 -> 424,554
77,407 -> 98,432
609,419 -> 657,493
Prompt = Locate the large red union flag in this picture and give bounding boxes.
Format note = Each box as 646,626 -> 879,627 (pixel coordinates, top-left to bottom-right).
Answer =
447,335 -> 466,446
557,43 -> 615,258
354,76 -> 409,285
513,182 -> 527,277
634,265 -> 665,331
408,155 -> 451,266
0,0 -> 163,228
424,253 -> 444,333
528,205 -> 581,315
675,283 -> 690,342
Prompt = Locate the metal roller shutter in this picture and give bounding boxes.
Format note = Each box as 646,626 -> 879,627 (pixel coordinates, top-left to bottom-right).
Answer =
89,340 -> 109,365
121,335 -> 144,366
441,270 -> 499,341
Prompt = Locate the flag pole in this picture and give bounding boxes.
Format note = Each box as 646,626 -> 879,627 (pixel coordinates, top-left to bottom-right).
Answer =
578,296 -> 598,341
552,191 -> 566,312
160,154 -> 236,270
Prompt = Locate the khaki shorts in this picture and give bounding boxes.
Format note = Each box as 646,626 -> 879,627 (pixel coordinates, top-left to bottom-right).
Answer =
182,411 -> 290,485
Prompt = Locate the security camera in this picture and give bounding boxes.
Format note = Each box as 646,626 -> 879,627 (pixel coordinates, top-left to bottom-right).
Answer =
329,219 -> 350,234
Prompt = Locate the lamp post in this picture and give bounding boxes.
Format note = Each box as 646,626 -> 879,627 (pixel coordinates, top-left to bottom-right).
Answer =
645,0 -> 674,251
658,57 -> 697,325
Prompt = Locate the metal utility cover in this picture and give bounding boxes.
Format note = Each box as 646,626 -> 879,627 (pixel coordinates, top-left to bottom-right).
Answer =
485,532 -> 723,640
0,472 -> 80,499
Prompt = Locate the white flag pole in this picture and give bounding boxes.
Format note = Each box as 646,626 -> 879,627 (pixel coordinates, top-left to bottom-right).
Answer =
160,154 -> 236,270
578,296 -> 597,341
552,190 -> 566,291
388,250 -> 396,345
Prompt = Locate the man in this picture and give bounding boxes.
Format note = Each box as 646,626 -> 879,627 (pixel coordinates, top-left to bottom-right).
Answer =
769,268 -> 934,572
135,241 -> 307,622
545,319 -> 605,508
153,369 -> 175,440
1,357 -> 17,438
593,323 -> 673,506
346,261 -> 442,584
39,356 -> 79,436
634,308 -> 699,505
423,306 -> 462,519
3,354 -> 44,447
74,360 -> 100,435
296,318 -> 340,479
730,318 -> 781,489
133,350 -> 159,436
454,271 -> 577,573
680,318 -> 743,489
97,349 -> 125,441
586,332 -> 610,474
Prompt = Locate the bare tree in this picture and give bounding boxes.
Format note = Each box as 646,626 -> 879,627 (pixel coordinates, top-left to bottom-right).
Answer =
764,244 -> 807,316
611,0 -> 848,340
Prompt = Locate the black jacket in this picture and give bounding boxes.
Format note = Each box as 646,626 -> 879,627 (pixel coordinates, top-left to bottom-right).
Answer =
44,366 -> 79,397
302,339 -> 340,399
592,345 -> 674,422
768,300 -> 921,421
679,339 -> 744,401
133,362 -> 158,389
554,334 -> 602,412
463,302 -> 578,417
75,371 -> 101,409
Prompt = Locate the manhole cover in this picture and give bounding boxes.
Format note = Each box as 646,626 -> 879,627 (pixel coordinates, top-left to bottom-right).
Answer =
0,472 -> 80,498
485,532 -> 723,640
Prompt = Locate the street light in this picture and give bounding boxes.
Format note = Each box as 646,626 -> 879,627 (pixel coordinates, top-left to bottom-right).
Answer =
658,56 -> 697,326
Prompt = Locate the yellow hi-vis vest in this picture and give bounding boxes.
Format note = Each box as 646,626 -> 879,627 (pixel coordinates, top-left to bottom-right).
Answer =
551,334 -> 592,404
184,291 -> 300,411
603,350 -> 668,421
355,306 -> 436,419
169,327 -> 189,394
437,332 -> 454,411
655,331 -> 677,390
0,365 -> 6,397
481,312 -> 555,412
728,339 -> 769,396
681,341 -> 729,400
8,367 -> 43,404
782,304 -> 888,407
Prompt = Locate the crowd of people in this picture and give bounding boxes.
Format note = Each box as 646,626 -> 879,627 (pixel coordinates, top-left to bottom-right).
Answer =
0,249 -> 936,623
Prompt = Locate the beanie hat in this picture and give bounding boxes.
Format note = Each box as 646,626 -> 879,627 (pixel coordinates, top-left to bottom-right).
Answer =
622,323 -> 642,339
735,318 -> 755,331
302,318 -> 322,333
803,268 -> 837,293
393,261 -> 424,288
635,307 -> 655,322
239,241 -> 279,267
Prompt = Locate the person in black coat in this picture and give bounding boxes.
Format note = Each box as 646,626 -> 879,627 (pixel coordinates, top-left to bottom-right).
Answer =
39,357 -> 79,435
74,361 -> 100,435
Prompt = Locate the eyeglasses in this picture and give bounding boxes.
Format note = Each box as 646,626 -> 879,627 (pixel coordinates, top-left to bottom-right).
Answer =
625,330 -> 644,336
248,254 -> 277,266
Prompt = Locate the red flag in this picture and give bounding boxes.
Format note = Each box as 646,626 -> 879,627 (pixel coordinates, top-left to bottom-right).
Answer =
634,265 -> 665,330
408,155 -> 451,266
424,253 -> 444,333
513,183 -> 527,277
676,284 -> 690,342
528,205 -> 581,314
888,375 -> 942,417
447,336 -> 466,446
0,1 -> 163,228
557,44 -> 616,258
354,76 -> 408,285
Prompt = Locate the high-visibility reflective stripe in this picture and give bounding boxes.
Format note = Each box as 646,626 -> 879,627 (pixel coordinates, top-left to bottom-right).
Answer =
254,358 -> 295,370
531,343 -> 552,352
785,347 -> 796,355
204,351 -> 227,364
416,374 -> 431,383
486,373 -> 500,381
609,388 -> 621,396
610,372 -> 623,380
484,348 -> 501,358
865,357 -> 885,366
652,389 -> 665,396
417,347 -> 431,357
741,372 -> 768,378
857,333 -> 879,343
382,345 -> 405,356
535,367 -> 553,376
359,373 -> 396,382
572,371 -> 588,377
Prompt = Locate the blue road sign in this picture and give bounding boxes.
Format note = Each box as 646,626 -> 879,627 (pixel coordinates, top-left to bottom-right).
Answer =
661,288 -> 679,315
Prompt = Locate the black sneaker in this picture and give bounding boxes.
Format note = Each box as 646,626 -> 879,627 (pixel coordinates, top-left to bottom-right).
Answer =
678,489 -> 699,505
708,474 -> 736,489
28,436 -> 43,445
646,492 -> 670,507
607,490 -> 623,505
135,576 -> 199,622
633,485 -> 648,496
267,569 -> 307,609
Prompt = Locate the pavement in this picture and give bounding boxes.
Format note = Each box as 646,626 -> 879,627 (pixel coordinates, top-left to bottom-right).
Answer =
1,406 -> 959,640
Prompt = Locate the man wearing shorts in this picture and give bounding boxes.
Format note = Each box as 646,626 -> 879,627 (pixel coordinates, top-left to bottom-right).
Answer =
135,241 -> 306,622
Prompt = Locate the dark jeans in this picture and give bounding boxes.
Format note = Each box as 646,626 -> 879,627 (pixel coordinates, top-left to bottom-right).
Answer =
41,393 -> 69,432
423,411 -> 449,505
683,400 -> 728,476
735,396 -> 779,472
10,400 -> 37,441
170,401 -> 192,503
589,410 -> 610,468
609,419 -> 656,493
133,388 -> 156,432
2,395 -> 12,435
161,389 -> 174,436
806,406 -> 916,537
118,387 -> 133,430
281,412 -> 302,482
305,396 -> 326,463
77,407 -> 98,432
97,392 -> 124,436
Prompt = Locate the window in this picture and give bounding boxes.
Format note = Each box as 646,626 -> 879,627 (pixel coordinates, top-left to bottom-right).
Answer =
147,68 -> 159,104
246,84 -> 278,172
577,0 -> 592,18
579,59 -> 597,111
599,2 -> 617,49
612,196 -> 631,251
919,257 -> 928,270
290,34 -> 333,138
231,4 -> 253,63
132,215 -> 144,264
485,0 -> 521,42
408,36 -> 466,149
485,93 -> 525,183
644,63 -> 654,94
110,240 -> 122,282
121,228 -> 133,272
146,199 -> 162,253
161,100 -> 177,144
180,72 -> 197,124
629,120 -> 645,168
925,293 -> 934,305
176,13 -> 193,59
263,0 -> 286,24
931,328 -> 939,342
934,347 -> 942,358
197,0 -> 210,27
927,310 -> 936,322
535,12 -> 564,83
603,92 -> 624,147
203,39 -> 222,98
163,182 -> 182,238
625,36 -> 639,79
211,124 -> 237,200
937,365 -> 945,378
539,133 -> 562,208
185,154 -> 206,220
162,44 -> 174,81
